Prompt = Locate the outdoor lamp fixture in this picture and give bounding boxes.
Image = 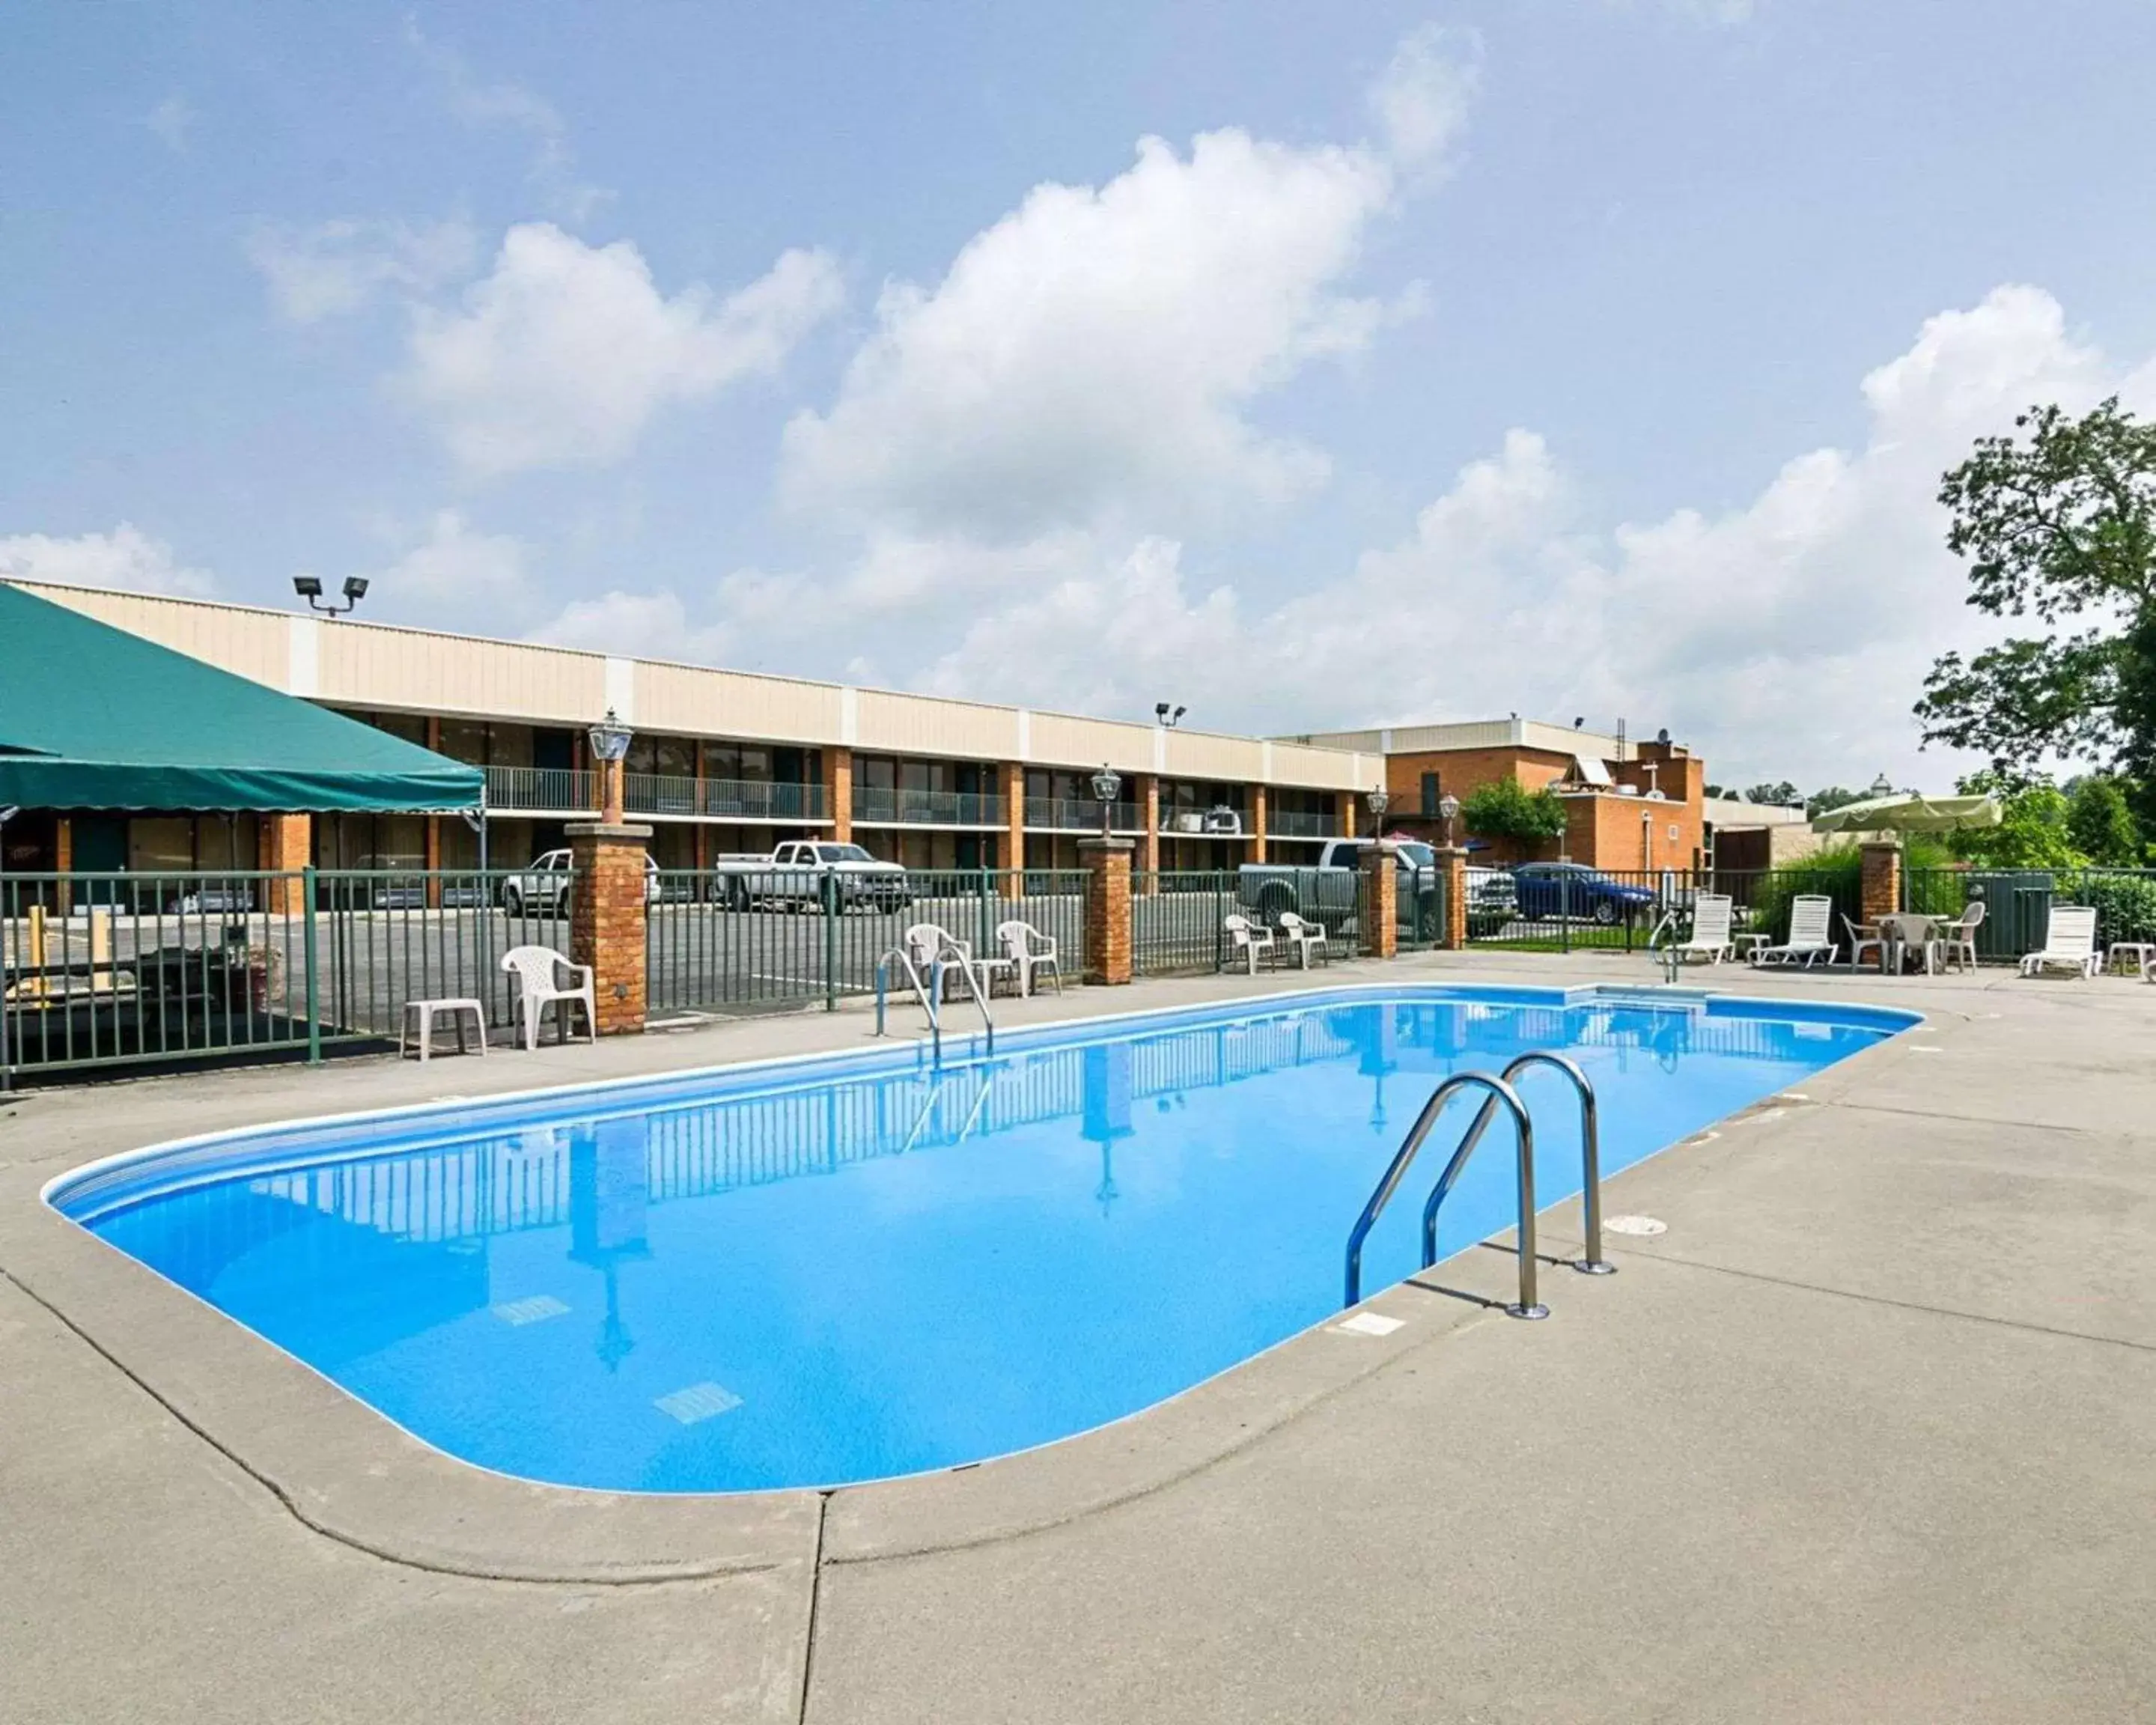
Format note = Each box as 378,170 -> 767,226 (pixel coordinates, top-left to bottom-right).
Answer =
1365,784 -> 1390,838
1868,772 -> 1894,797
293,574 -> 369,618
588,708 -> 634,824
1437,792 -> 1461,848
1091,764 -> 1123,837
1154,702 -> 1187,728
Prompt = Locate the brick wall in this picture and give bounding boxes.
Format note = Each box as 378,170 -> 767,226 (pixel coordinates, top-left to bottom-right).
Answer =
569,823 -> 652,1035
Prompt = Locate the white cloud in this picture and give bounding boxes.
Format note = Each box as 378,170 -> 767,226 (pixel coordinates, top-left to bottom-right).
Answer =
145,95 -> 192,153
247,217 -> 478,323
349,510 -> 529,618
403,22 -> 607,221
780,128 -> 1402,541
0,525 -> 216,597
402,223 -> 843,478
1368,25 -> 1482,172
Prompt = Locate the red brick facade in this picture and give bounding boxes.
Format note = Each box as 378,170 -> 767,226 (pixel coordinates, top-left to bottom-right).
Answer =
568,821 -> 653,1035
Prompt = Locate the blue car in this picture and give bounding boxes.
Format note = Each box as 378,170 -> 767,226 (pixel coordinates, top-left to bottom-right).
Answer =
1511,862 -> 1657,926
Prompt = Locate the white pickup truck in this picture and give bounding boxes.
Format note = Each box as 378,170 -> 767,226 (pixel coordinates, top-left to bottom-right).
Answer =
710,840 -> 913,913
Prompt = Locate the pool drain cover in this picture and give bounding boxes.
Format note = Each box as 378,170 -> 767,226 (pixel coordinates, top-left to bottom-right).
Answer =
1604,1214 -> 1667,1237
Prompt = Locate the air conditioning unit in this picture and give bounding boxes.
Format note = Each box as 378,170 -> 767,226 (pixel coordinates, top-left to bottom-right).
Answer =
1202,806 -> 1243,836
1172,812 -> 1205,833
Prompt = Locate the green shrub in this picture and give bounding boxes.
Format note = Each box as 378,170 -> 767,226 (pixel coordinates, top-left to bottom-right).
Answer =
1744,836 -> 1958,938
2074,871 -> 2156,943
1461,776 -> 1567,843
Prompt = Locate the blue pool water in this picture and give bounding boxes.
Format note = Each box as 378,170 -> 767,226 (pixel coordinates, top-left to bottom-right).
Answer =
49,987 -> 1912,1493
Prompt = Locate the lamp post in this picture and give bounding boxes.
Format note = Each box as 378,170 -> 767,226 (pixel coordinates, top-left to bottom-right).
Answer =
292,575 -> 369,618
1153,702 -> 1187,728
1364,785 -> 1390,840
1091,764 -> 1123,838
588,708 -> 633,825
1437,792 -> 1461,850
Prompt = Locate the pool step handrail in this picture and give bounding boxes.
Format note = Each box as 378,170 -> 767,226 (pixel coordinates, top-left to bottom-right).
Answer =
875,946 -> 940,1053
1422,1051 -> 1613,1280
1344,1071 -> 1544,1318
943,940 -> 996,1057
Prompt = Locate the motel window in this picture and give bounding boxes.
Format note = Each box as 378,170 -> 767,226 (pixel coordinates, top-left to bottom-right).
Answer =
1421,772 -> 1440,816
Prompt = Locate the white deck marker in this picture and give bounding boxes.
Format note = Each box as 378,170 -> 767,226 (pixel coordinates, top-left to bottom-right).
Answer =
491,1294 -> 570,1326
1333,1312 -> 1406,1337
656,1381 -> 743,1424
1604,1214 -> 1667,1237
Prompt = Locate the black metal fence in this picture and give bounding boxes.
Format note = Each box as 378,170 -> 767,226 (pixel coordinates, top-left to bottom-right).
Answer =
1,868 -> 572,1080
646,868 -> 1088,1015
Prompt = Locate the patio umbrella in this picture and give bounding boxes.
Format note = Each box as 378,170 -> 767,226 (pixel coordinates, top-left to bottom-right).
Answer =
1809,791 -> 2002,835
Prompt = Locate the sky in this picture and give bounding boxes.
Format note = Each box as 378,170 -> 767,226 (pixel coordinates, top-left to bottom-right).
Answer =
6,0 -> 2156,793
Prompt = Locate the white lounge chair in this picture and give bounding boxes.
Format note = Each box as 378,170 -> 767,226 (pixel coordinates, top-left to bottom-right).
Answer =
1276,910 -> 1329,969
1223,913 -> 1276,975
1935,899 -> 1985,973
996,919 -> 1062,996
2019,905 -> 2098,979
1750,895 -> 1839,968
1842,913 -> 1885,973
500,944 -> 597,1048
1672,893 -> 1735,964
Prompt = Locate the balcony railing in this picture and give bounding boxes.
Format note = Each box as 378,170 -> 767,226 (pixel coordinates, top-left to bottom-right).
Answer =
1267,809 -> 1336,839
1024,796 -> 1145,832
698,777 -> 826,822
852,787 -> 1008,827
484,765 -> 597,812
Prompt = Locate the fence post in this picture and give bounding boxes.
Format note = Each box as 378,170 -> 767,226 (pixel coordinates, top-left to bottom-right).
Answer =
1438,847 -> 1467,951
1359,843 -> 1398,959
302,866 -> 320,1065
1561,871 -> 1571,953
823,871 -> 839,1012
1860,841 -> 1901,928
1080,837 -> 1134,985
567,820 -> 653,1035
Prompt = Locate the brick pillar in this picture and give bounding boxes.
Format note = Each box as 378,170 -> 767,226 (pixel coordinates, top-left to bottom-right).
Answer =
1860,841 -> 1902,925
1438,845 -> 1468,952
1002,760 -> 1026,896
567,821 -> 652,1035
1359,840 -> 1398,960
258,812 -> 311,916
1079,836 -> 1134,985
1336,791 -> 1358,841
53,815 -> 73,916
1138,773 -> 1160,892
824,746 -> 853,843
1251,785 -> 1269,865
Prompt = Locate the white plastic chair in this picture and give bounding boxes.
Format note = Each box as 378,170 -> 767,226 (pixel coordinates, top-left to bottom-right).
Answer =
904,922 -> 990,1000
499,945 -> 597,1048
1842,913 -> 1885,973
1750,895 -> 1839,968
1275,910 -> 1328,969
1934,898 -> 1985,973
1223,913 -> 1275,975
1674,894 -> 1735,964
996,920 -> 1062,996
2019,905 -> 2098,979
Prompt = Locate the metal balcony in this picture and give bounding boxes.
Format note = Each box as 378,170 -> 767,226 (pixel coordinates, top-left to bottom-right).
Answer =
853,788 -> 1008,827
1023,797 -> 1146,832
483,765 -> 597,812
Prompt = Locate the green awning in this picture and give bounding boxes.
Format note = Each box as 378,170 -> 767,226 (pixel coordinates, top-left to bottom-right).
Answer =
0,584 -> 483,813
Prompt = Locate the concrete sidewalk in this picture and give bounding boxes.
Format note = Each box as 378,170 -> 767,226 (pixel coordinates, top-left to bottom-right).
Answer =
4,953 -> 2152,1723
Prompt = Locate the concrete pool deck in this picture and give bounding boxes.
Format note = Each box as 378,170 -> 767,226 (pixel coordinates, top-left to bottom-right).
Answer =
2,951 -> 2152,1723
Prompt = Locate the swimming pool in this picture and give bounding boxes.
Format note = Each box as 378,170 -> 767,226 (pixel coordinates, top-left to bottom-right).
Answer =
48,985 -> 1913,1494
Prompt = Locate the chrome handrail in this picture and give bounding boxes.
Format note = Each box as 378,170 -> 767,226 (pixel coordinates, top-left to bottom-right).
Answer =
875,947 -> 940,1053
1344,1071 -> 1543,1318
943,941 -> 996,1056
1423,1051 -> 1611,1279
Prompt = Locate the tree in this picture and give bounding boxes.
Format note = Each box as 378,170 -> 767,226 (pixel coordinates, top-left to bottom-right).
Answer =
1744,780 -> 1799,806
2066,775 -> 2140,864
1805,785 -> 1866,818
1460,776 -> 1567,844
1949,772 -> 2084,868
1916,398 -> 2156,826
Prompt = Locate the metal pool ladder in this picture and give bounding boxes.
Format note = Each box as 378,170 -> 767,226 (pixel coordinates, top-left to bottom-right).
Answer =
874,941 -> 995,1062
1342,1053 -> 1611,1318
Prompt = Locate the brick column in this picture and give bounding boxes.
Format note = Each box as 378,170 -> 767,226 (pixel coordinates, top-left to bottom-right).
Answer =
1002,760 -> 1026,896
1438,845 -> 1468,952
1251,785 -> 1269,865
257,812 -> 311,916
1138,773 -> 1160,892
1860,841 -> 1902,925
54,815 -> 73,915
1359,841 -> 1398,959
1336,791 -> 1358,842
1079,836 -> 1134,985
824,746 -> 853,843
567,821 -> 652,1035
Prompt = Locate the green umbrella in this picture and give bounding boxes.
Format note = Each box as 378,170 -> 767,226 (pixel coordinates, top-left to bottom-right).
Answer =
1809,791 -> 2002,835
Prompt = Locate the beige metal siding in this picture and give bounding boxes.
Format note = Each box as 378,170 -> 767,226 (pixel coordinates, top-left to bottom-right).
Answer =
314,623 -> 606,722
855,690 -> 1020,759
633,662 -> 846,743
1161,729 -> 1263,782
11,582 -> 291,690
1026,711 -> 1154,773
1266,739 -> 1368,791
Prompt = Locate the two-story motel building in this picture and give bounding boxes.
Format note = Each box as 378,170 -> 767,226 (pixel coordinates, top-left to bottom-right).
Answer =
1,581 -> 1386,882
